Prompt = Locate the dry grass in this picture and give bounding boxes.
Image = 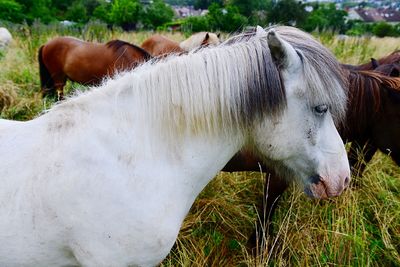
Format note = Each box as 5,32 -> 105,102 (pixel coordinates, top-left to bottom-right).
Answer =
0,25 -> 399,266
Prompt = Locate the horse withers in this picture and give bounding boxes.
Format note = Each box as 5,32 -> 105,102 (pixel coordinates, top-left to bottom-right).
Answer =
38,37 -> 152,100
141,32 -> 220,57
0,26 -> 349,266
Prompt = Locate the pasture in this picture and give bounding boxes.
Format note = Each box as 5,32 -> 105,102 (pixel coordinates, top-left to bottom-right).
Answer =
0,22 -> 399,266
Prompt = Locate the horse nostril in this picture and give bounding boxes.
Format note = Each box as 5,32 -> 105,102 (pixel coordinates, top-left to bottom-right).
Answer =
344,176 -> 350,188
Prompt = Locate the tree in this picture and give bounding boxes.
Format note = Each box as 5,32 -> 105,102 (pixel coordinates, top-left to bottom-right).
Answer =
93,1 -> 111,24
228,0 -> 269,17
109,0 -> 143,30
182,15 -> 210,32
267,0 -> 307,26
373,22 -> 395,37
142,0 -> 174,29
302,3 -> 347,33
0,0 -> 23,22
194,0 -> 222,10
205,3 -> 248,32
65,1 -> 88,23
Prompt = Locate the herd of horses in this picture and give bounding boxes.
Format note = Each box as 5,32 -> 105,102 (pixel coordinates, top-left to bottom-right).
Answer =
0,25 -> 398,265
39,32 -> 220,100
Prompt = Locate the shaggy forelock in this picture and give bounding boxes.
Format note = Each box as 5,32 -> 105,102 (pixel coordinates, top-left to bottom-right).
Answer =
225,26 -> 348,125
274,26 -> 348,124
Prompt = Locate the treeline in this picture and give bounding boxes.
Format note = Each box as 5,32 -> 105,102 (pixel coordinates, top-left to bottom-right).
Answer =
184,0 -> 400,37
0,0 -> 400,37
0,0 -> 174,30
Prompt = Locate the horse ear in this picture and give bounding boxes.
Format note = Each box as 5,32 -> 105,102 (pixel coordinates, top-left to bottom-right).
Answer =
217,33 -> 221,39
267,29 -> 301,73
256,25 -> 267,37
204,33 -> 209,41
371,58 -> 379,69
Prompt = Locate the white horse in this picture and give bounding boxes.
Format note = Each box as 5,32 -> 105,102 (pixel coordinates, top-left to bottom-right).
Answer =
0,27 -> 12,47
0,26 -> 350,266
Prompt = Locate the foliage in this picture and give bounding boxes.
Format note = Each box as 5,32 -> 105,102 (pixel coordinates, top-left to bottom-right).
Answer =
267,0 -> 307,26
302,3 -> 348,33
373,22 -> 396,38
92,1 -> 112,24
165,0 -> 195,6
65,1 -> 88,24
142,0 -> 174,29
194,0 -> 222,10
0,0 -> 23,23
108,0 -> 142,30
228,0 -> 269,17
182,15 -> 209,32
183,3 -> 247,33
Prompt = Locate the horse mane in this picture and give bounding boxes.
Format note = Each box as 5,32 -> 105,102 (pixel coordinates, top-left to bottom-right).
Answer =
54,26 -> 347,143
345,70 -> 400,135
106,39 -> 152,60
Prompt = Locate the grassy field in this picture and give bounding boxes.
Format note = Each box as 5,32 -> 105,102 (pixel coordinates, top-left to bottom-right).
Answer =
0,23 -> 399,266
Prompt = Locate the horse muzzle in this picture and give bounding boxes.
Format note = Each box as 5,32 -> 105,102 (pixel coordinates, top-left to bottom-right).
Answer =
304,173 -> 350,199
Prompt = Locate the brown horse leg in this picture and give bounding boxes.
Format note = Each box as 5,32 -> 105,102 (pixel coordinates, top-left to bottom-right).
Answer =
247,174 -> 289,253
53,76 -> 67,101
349,141 -> 377,179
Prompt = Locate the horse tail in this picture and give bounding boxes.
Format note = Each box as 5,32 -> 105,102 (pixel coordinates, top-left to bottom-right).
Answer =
38,45 -> 55,98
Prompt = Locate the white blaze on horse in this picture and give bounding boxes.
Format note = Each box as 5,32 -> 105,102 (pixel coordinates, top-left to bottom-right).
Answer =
0,27 -> 12,47
0,26 -> 350,266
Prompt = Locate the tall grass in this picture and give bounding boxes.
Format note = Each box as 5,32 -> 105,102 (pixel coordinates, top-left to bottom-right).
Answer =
0,23 -> 399,266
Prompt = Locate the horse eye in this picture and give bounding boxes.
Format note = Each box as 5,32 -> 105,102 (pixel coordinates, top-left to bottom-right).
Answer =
314,104 -> 328,115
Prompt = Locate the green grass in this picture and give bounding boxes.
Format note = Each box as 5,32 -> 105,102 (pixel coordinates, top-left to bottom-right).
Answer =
0,23 -> 399,266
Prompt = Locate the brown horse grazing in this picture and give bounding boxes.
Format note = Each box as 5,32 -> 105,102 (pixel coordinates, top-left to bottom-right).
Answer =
342,50 -> 400,70
141,32 -> 220,57
374,61 -> 400,77
223,66 -> 400,250
39,37 -> 152,100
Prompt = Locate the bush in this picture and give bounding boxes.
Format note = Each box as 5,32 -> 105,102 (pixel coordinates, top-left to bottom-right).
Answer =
373,22 -> 395,37
0,0 -> 23,23
142,0 -> 174,29
182,16 -> 210,33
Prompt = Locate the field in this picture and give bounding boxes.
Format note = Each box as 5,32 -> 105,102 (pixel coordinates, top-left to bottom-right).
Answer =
0,22 -> 399,266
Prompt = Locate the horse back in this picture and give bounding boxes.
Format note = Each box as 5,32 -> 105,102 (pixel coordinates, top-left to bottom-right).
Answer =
40,37 -> 84,76
141,35 -> 183,56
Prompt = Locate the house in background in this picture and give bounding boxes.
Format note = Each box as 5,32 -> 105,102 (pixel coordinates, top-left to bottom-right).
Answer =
347,8 -> 400,24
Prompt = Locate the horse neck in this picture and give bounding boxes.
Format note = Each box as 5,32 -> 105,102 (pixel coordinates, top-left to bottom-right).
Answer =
179,33 -> 205,51
342,71 -> 384,141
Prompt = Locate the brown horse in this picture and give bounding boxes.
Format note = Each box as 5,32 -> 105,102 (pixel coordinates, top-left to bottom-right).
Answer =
374,61 -> 400,77
39,37 -> 152,100
141,32 -> 220,57
223,63 -> 400,250
342,50 -> 400,70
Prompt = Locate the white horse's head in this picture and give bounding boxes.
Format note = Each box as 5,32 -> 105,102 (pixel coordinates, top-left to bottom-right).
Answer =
251,27 -> 350,199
